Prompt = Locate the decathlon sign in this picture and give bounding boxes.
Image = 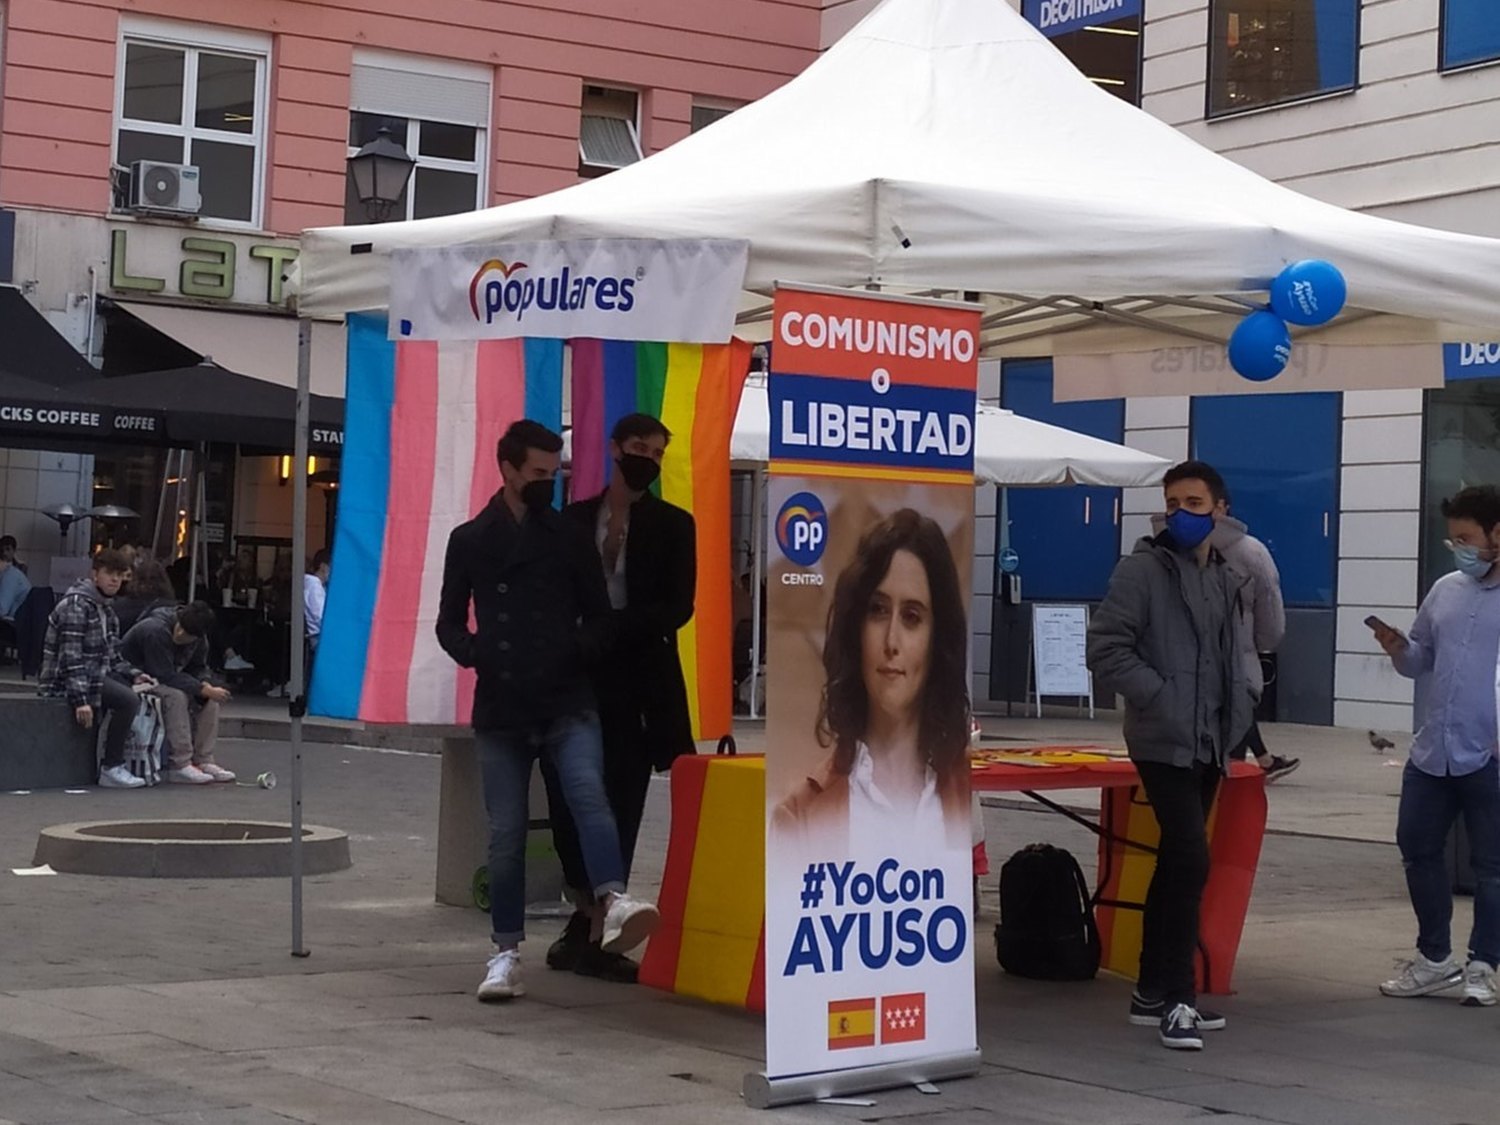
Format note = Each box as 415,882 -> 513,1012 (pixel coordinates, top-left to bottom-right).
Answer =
388,238 -> 749,343
1023,0 -> 1140,38
1444,343 -> 1500,382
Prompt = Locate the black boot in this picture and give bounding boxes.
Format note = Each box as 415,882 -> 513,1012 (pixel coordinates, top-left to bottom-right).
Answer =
545,911 -> 591,971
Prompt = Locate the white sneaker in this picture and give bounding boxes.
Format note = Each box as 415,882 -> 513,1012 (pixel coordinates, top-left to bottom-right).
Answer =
99,764 -> 146,789
198,764 -> 237,783
1380,952 -> 1463,997
1462,960 -> 1497,1007
223,654 -> 255,671
167,765 -> 215,785
600,893 -> 661,954
476,950 -> 524,1001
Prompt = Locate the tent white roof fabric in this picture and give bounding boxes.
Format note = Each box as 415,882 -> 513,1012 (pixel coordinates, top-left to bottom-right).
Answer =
563,384 -> 1170,487
296,0 -> 1500,338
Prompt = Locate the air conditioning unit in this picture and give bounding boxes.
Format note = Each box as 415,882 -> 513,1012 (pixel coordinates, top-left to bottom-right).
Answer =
127,160 -> 202,216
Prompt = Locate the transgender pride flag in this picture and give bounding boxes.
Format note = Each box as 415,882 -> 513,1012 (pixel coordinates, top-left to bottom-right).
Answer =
311,312 -> 562,723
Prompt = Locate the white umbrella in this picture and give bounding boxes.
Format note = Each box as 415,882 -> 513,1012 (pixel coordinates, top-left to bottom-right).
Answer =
730,383 -> 1168,487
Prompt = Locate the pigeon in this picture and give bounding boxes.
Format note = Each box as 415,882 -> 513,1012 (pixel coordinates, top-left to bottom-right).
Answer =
1368,730 -> 1397,753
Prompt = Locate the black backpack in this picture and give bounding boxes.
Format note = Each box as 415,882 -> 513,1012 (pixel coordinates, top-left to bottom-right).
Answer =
994,843 -> 1101,981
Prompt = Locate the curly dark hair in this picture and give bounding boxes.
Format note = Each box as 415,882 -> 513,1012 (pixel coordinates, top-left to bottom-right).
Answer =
815,508 -> 970,787
130,560 -> 177,601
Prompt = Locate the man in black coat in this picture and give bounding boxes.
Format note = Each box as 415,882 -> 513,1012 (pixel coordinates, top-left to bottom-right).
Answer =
436,419 -> 661,1004
545,413 -> 697,981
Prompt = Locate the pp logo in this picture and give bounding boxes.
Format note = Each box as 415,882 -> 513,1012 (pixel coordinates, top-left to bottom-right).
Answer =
776,491 -> 828,567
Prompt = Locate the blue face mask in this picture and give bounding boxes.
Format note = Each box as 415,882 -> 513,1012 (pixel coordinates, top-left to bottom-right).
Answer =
1452,543 -> 1493,580
1165,508 -> 1215,551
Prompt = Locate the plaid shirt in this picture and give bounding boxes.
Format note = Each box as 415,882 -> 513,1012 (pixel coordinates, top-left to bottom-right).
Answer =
38,579 -> 138,708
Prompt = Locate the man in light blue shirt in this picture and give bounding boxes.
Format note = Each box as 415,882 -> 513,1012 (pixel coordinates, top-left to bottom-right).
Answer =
1373,485 -> 1500,1006
0,552 -> 30,621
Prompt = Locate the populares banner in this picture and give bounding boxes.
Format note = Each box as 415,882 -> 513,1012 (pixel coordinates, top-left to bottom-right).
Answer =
388,238 -> 750,344
764,284 -> 980,1083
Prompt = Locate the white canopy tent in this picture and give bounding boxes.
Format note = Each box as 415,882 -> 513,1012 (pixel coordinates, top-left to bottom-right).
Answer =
296,0 -> 1500,349
281,0 -> 1500,959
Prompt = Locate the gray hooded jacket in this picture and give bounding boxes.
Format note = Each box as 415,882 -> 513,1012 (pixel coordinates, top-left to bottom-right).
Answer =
1150,515 -> 1287,699
1087,534 -> 1253,769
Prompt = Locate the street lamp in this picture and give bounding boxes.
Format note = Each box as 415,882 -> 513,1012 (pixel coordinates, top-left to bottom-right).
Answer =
346,126 -> 416,223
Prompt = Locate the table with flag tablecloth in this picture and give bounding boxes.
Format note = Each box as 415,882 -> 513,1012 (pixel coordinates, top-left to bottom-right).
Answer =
638,750 -> 1267,1010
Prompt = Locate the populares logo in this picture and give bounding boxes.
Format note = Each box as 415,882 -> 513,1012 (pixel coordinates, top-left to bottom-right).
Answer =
468,258 -> 637,324
776,491 -> 827,567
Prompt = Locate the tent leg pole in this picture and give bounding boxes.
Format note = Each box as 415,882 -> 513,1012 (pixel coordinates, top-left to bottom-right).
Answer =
289,318 -> 312,959
188,449 -> 204,597
749,469 -> 765,721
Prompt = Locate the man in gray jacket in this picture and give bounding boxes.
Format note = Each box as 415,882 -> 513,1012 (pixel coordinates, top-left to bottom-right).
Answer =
1215,499 -> 1297,782
1087,460 -> 1252,1051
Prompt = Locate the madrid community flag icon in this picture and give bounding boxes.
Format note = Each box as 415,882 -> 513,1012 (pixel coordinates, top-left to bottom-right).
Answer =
827,998 -> 877,1049
881,992 -> 927,1044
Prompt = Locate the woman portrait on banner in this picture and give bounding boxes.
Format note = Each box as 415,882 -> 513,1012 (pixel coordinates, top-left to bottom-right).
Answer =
774,508 -> 971,851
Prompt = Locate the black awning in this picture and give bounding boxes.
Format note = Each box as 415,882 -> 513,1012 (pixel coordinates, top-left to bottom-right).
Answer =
83,364 -> 344,452
0,287 -> 98,385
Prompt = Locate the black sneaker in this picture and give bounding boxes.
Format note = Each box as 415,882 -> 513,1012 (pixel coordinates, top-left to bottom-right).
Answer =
1263,755 -> 1301,783
574,942 -> 640,984
1159,1003 -> 1204,1050
1130,992 -> 1225,1030
545,912 -> 591,972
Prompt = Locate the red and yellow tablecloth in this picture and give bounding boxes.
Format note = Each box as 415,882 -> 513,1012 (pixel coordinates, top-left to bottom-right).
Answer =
639,750 -> 1267,1008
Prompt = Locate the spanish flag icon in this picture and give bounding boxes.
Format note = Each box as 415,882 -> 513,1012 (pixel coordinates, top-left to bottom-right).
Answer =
827,997 -> 877,1049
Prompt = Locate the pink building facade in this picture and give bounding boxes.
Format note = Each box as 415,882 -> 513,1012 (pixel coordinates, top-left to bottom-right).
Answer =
0,0 -> 820,573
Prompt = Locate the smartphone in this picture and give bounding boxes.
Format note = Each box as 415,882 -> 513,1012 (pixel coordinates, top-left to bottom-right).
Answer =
1363,615 -> 1388,633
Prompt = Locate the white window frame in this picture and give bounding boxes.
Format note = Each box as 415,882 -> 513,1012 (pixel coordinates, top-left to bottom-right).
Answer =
345,51 -> 490,225
689,98 -> 741,134
579,85 -> 643,172
111,18 -> 270,230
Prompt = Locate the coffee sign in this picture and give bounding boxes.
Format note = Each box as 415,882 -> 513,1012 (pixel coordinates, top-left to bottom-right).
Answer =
0,399 -> 163,438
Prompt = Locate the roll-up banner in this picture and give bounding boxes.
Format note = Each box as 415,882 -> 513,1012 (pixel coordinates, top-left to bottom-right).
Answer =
762,283 -> 980,1091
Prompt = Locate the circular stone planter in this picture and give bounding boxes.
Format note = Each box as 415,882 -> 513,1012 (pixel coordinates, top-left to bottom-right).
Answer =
33,819 -> 351,879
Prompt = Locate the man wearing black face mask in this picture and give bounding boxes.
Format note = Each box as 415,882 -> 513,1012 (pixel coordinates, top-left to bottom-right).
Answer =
437,419 -> 660,1004
1087,460 -> 1251,1051
543,412 -> 697,982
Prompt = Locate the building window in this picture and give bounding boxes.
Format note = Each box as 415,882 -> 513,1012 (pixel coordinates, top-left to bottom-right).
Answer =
1208,0 -> 1358,118
1421,378 -> 1500,594
113,26 -> 268,226
690,102 -> 737,133
1020,0 -> 1142,104
579,87 -> 642,175
1442,0 -> 1500,70
1001,359 -> 1124,602
344,53 -> 490,225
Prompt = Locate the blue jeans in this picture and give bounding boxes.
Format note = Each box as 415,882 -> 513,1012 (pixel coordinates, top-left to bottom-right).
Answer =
476,710 -> 625,947
1397,759 -> 1500,968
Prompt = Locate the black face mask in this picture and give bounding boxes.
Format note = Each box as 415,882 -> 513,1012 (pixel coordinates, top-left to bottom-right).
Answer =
616,453 -> 661,493
520,479 -> 554,512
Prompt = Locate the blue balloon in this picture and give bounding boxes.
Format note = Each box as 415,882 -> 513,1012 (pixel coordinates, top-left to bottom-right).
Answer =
1228,311 -> 1292,382
1269,259 -> 1347,326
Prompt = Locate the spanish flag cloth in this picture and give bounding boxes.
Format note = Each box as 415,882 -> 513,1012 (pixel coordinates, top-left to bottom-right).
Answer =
828,998 -> 877,1050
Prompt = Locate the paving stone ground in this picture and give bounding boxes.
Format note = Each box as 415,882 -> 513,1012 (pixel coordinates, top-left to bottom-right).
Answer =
0,718 -> 1493,1125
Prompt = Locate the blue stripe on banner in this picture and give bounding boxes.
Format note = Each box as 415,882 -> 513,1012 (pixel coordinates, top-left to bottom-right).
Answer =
524,338 -> 564,429
770,371 -> 977,473
600,339 -> 639,489
524,338 -> 565,506
310,312 -> 397,718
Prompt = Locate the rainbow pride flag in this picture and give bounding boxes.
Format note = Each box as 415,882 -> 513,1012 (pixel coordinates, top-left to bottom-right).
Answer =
311,312 -> 562,724
571,338 -> 752,741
